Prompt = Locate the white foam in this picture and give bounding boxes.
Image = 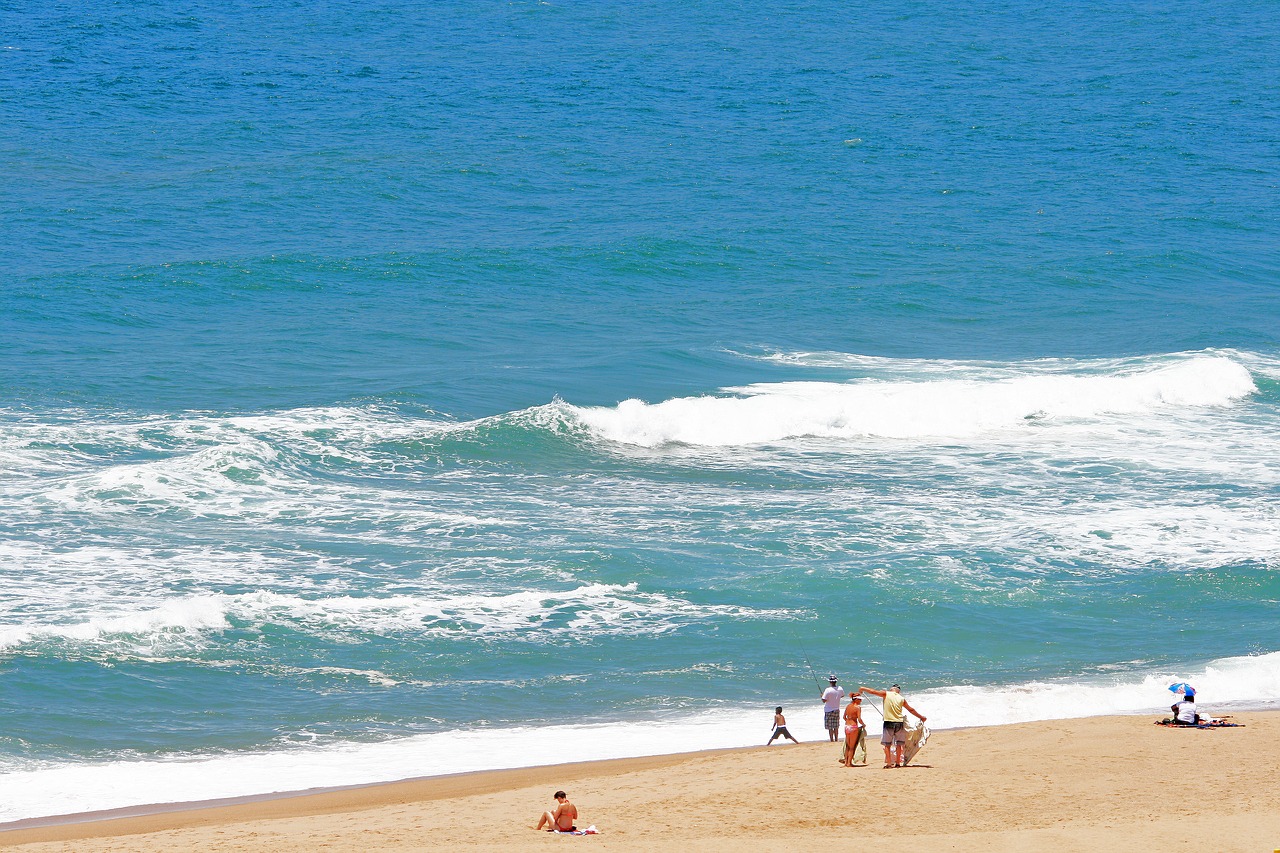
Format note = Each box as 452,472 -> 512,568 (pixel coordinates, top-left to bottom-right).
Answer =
0,586 -> 795,654
0,713 -> 760,825
1,649 -> 1277,824
0,404 -> 462,492
218,584 -> 792,639
569,356 -> 1256,446
0,596 -> 230,654
913,650 -> 1280,728
744,347 -> 1270,381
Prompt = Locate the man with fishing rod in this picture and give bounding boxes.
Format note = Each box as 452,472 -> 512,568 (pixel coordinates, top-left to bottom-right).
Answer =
820,674 -> 845,742
795,642 -> 847,744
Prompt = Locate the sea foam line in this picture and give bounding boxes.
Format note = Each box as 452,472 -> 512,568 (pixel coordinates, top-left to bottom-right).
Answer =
0,586 -> 795,653
1,650 -> 1277,823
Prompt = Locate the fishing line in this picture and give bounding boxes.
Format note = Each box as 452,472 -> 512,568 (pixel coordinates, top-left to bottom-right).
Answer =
792,634 -> 825,690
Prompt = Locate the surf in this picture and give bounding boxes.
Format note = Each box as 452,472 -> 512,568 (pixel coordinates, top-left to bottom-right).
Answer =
566,354 -> 1257,447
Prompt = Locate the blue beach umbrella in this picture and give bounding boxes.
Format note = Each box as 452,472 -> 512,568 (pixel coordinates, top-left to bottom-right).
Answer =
1168,682 -> 1195,697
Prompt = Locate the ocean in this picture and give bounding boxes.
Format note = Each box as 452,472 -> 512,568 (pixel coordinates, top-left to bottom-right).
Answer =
2,0 -> 1278,823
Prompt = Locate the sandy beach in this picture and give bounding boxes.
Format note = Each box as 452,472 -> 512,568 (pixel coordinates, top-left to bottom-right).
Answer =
2,711 -> 1277,852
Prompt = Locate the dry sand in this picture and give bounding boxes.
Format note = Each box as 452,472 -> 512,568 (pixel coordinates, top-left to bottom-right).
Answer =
3,712 -> 1278,852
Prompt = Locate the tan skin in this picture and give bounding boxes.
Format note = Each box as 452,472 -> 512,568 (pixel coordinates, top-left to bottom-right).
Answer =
534,794 -> 578,831
859,685 -> 926,768
767,709 -> 799,744
842,697 -> 865,766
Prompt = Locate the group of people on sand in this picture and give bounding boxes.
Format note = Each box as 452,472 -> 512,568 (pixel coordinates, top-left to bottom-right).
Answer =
534,675 -> 929,830
768,674 -> 927,769
534,679 -> 1229,832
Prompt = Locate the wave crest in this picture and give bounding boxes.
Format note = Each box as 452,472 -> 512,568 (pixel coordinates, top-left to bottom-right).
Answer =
570,355 -> 1255,447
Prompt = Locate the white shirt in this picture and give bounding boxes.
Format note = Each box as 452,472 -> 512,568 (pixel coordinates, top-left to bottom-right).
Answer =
822,685 -> 845,712
1175,700 -> 1197,724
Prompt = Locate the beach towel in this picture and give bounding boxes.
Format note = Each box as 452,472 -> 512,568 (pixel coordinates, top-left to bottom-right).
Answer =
552,825 -> 599,835
843,725 -> 868,765
902,722 -> 930,764
1155,719 -> 1244,729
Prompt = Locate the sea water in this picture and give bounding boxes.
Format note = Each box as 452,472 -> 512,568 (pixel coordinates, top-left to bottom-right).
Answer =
2,0 -> 1279,823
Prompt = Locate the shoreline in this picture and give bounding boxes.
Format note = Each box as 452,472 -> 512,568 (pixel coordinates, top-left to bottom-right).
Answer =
5,696 -> 1274,824
3,711 -> 1279,851
6,693 -> 1276,831
0,745 -> 753,834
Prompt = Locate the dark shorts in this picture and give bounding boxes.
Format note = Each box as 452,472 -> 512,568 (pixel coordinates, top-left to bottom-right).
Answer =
881,720 -> 906,744
824,710 -> 840,731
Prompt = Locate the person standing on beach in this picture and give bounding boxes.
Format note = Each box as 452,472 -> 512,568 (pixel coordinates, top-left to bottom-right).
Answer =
842,694 -> 867,766
767,705 -> 800,744
534,790 -> 578,832
821,675 -> 845,742
859,684 -> 926,768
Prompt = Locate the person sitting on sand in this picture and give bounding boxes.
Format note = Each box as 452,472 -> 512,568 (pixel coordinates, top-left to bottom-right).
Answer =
534,790 -> 578,832
1171,693 -> 1200,726
767,705 -> 800,744
842,694 -> 866,766
859,683 -> 926,768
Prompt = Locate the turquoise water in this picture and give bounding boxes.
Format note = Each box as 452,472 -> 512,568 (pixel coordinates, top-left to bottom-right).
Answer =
2,0 -> 1279,820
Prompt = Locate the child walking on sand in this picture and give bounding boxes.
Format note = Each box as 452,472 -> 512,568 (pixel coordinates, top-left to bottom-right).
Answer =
767,706 -> 800,744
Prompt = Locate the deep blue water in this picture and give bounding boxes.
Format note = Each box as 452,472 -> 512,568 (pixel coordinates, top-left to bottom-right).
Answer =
1,0 -> 1278,821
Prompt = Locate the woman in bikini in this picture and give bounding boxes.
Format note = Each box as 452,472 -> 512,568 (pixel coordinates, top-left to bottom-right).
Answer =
843,694 -> 866,766
534,791 -> 578,832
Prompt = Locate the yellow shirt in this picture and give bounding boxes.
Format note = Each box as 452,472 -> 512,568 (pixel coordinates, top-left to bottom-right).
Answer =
883,691 -> 906,723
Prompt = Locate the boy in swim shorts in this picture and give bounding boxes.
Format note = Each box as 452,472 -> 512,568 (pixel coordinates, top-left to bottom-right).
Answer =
768,706 -> 800,744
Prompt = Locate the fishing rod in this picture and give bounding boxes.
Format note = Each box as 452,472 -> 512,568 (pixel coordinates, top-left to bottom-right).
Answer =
861,690 -> 885,718
794,634 -> 876,711
792,635 -> 825,691
793,634 -> 886,723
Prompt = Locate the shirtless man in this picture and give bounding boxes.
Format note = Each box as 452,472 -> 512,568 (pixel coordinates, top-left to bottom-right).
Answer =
534,790 -> 578,832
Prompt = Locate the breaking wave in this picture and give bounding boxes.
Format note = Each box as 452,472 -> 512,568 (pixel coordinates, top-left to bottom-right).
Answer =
569,354 -> 1256,447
